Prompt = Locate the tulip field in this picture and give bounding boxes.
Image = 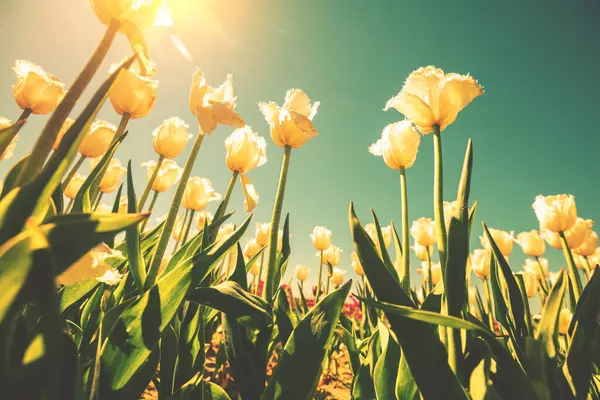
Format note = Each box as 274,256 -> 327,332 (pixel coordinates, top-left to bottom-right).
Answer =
1,1 -> 599,399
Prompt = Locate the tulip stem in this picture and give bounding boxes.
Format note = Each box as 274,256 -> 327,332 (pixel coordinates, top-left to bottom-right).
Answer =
63,154 -> 86,189
146,133 -> 205,289
17,20 -> 120,184
176,210 -> 190,250
559,231 -> 582,302
182,210 -> 195,244
325,263 -> 332,296
218,171 -> 239,218
584,257 -> 593,281
432,125 -> 447,269
534,256 -> 549,294
140,190 -> 159,231
0,109 -> 31,158
93,193 -> 103,211
483,278 -> 495,331
316,250 -> 324,302
263,145 -> 292,301
399,166 -> 410,293
138,155 -> 164,211
256,251 -> 266,296
426,246 -> 433,294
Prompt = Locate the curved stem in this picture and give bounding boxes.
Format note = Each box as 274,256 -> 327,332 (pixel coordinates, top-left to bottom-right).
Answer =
182,210 -> 195,244
432,125 -> 447,268
263,145 -> 292,301
146,133 -> 205,288
18,20 -> 119,183
138,155 -> 164,211
316,250 -> 324,302
63,154 -> 86,188
114,113 -> 130,143
140,190 -> 159,232
399,166 -> 410,293
559,231 -> 582,301
218,171 -> 239,217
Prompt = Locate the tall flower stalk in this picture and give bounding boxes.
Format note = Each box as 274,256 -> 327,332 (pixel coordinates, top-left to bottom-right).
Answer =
399,166 -> 410,292
138,155 -> 164,211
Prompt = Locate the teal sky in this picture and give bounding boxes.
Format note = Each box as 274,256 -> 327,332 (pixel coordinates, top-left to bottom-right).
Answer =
1,0 -> 599,296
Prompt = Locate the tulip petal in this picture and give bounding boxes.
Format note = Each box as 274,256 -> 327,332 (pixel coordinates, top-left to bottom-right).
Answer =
284,88 -> 314,118
240,174 -> 259,212
368,138 -> 384,157
437,73 -> 483,129
385,92 -> 435,134
401,66 -> 445,105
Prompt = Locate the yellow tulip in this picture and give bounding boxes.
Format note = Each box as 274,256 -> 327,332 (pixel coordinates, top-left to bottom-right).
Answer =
364,223 -> 393,248
118,196 -> 129,213
369,120 -> 421,169
295,265 -> 309,281
417,261 -> 441,286
189,69 -> 244,134
532,194 -> 577,233
64,173 -> 86,199
410,217 -> 437,247
142,159 -> 182,192
216,223 -> 235,242
471,249 -> 491,280
196,211 -> 214,230
521,271 -> 538,298
330,267 -> 345,287
181,177 -> 221,211
109,58 -> 158,118
352,251 -> 364,276
13,60 -> 66,115
575,230 -> 598,256
310,226 -> 332,251
573,254 -> 588,271
523,257 -> 549,280
249,262 -> 261,277
0,118 -> 18,160
56,243 -> 123,286
255,223 -> 270,246
79,120 -> 117,158
480,228 -> 514,256
468,287 -> 478,307
91,0 -> 166,29
385,66 -> 483,134
516,230 -> 546,257
322,245 -> 342,266
98,158 -> 126,193
443,200 -> 460,231
52,118 -> 75,150
541,218 -> 593,249
558,308 -> 572,335
95,203 -> 113,213
588,248 -> 600,270
259,88 -> 319,148
243,239 -> 262,260
413,243 -> 433,261
152,117 -> 191,159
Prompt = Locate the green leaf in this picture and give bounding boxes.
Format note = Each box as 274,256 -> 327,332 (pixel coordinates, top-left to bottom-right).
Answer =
535,269 -> 567,359
159,324 -> 178,398
350,203 -> 468,400
370,210 -> 399,284
0,120 -> 25,161
124,161 -> 146,292
273,287 -> 294,344
272,214 -> 291,294
373,322 -> 400,400
262,280 -> 352,400
0,154 -> 29,200
170,378 -> 232,400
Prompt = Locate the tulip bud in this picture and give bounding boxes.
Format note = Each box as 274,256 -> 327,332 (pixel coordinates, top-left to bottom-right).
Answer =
558,308 -> 572,335
523,257 -> 549,280
311,226 -> 332,251
322,245 -> 342,266
98,158 -> 126,193
575,230 -> 598,257
196,211 -> 214,230
471,249 -> 491,280
364,223 -> 393,248
52,118 -> 75,150
521,271 -> 538,298
410,218 -> 437,247
259,88 -> 319,148
243,239 -> 262,260
418,262 -> 442,286
152,117 -> 191,159
255,223 -> 270,246
541,218 -> 593,250
480,228 -> 514,256
109,58 -> 158,119
142,159 -> 182,192
79,120 -> 117,158
443,200 -> 460,232
225,126 -> 267,173
118,196 -> 129,214
181,177 -> 221,211
13,60 -> 66,115
217,223 -> 235,242
352,251 -> 364,276
189,70 -> 244,134
330,268 -> 345,287
64,173 -> 86,200
295,265 -> 309,281
91,0 -> 167,30
532,194 -> 577,233
369,120 -> 421,170
516,230 -> 545,257
95,204 -> 113,214
384,66 -> 483,134
413,243 -> 433,261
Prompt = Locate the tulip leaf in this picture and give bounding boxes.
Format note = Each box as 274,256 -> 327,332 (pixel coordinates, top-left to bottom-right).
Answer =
0,121 -> 25,162
0,154 -> 29,200
159,324 -> 178,398
273,287 -> 295,345
173,302 -> 203,389
395,353 -> 418,400
124,161 -> 146,292
171,376 -> 232,400
350,202 -> 468,400
262,280 -> 352,400
373,322 -> 400,400
272,214 -> 291,294
370,210 -> 400,285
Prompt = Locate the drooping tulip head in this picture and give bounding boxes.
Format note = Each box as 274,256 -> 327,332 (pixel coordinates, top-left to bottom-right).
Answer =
369,120 -> 421,170
152,117 -> 191,159
310,226 -> 332,251
13,60 -> 66,115
532,195 -> 577,233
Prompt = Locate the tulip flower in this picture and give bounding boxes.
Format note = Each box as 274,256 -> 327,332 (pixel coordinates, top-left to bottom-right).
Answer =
56,243 -> 123,286
223,126 -> 268,212
64,173 -> 86,200
322,245 -> 342,266
480,228 -> 514,256
249,263 -> 261,277
516,230 -> 546,257
79,120 -> 117,159
410,218 -> 437,247
352,251 -> 364,276
533,194 -> 577,233
413,243 -> 433,262
443,200 -> 460,232
142,159 -> 182,193
13,60 -> 66,115
95,203 -> 112,213
118,196 -> 129,214
152,117 -> 191,159
541,218 -> 593,250
255,223 -> 270,246
558,308 -> 572,335
311,226 -> 333,251
98,158 -> 126,193
330,268 -> 346,287
196,211 -> 214,230
471,249 -> 491,280
109,58 -> 158,119
364,223 -> 393,249
217,223 -> 235,242
189,70 -> 244,134
523,257 -> 549,280
575,230 -> 598,257
258,88 -> 321,300
521,271 -> 538,298
181,177 -> 221,212
417,261 -> 441,286
295,265 -> 309,282
243,239 -> 262,260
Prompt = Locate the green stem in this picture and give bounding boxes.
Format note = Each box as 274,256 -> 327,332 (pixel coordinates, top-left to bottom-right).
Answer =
140,190 -> 159,232
66,198 -> 75,213
399,166 -> 410,293
534,256 -> 549,293
263,145 -> 292,301
92,192 -> 103,211
175,210 -> 190,250
483,278 -> 495,331
182,210 -> 195,244
316,250 -> 324,302
426,246 -> 433,294
256,252 -> 266,296
17,20 -> 119,184
146,133 -> 205,288
138,155 -> 164,211
432,125 -> 447,269
325,263 -> 332,296
583,256 -> 592,282
219,171 -> 239,216
0,109 -> 31,158
559,231 -> 582,301
63,154 -> 86,188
